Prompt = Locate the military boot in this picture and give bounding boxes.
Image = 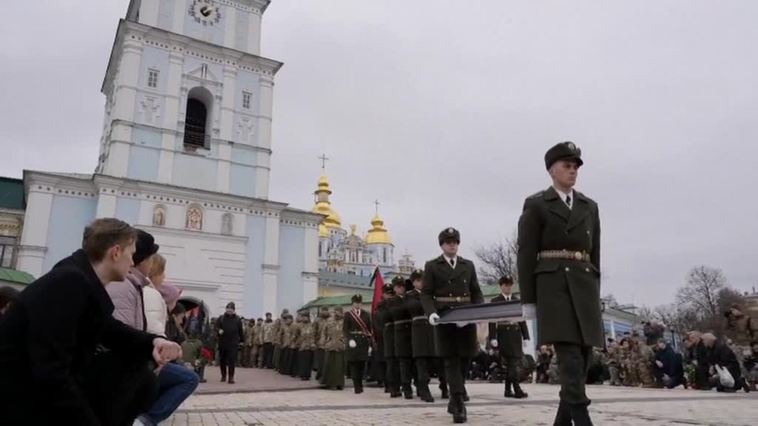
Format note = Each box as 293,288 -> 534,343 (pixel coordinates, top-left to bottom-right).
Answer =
419,384 -> 434,403
451,393 -> 467,423
440,382 -> 450,399
513,382 -> 528,399
504,380 -> 514,398
569,402 -> 593,426
402,384 -> 414,399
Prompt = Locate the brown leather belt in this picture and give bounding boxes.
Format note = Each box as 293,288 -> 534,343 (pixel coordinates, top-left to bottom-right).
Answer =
435,296 -> 471,303
538,250 -> 590,262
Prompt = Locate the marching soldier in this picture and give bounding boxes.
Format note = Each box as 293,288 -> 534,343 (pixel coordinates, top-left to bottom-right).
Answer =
384,280 -> 402,398
405,269 -> 447,402
488,276 -> 530,399
373,284 -> 395,392
344,294 -> 372,393
517,141 -> 602,426
421,227 -> 484,423
392,276 -> 415,399
320,307 -> 346,390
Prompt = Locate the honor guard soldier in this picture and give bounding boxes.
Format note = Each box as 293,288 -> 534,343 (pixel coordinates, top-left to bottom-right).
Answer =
488,276 -> 530,399
517,141 -> 602,426
405,269 -> 448,402
373,284 -> 395,393
344,294 -> 372,393
421,227 -> 484,423
383,277 -> 405,398
391,276 -> 414,399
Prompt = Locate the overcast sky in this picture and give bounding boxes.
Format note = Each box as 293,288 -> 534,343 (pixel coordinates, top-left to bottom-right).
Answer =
2,1 -> 757,306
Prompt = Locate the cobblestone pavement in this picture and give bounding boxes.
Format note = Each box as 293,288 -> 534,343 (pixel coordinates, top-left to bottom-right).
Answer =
170,369 -> 757,426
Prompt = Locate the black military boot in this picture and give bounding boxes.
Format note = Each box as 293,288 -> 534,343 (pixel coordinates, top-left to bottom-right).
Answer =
462,390 -> 469,402
513,382 -> 528,399
440,383 -> 450,399
553,401 -> 572,426
354,379 -> 363,394
569,402 -> 593,426
504,380 -> 514,398
403,384 -> 414,399
420,384 -> 435,403
451,393 -> 467,423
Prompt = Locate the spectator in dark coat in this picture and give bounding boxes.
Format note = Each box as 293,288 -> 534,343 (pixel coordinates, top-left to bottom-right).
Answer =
0,285 -> 19,317
686,331 -> 712,390
653,340 -> 685,389
217,301 -> 245,383
0,218 -> 182,426
702,333 -> 750,393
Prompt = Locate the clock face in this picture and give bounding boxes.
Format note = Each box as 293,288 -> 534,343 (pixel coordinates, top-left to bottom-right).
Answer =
189,0 -> 222,26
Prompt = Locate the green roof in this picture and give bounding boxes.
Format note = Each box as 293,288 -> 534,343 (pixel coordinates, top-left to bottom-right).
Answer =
0,177 -> 24,210
0,267 -> 35,285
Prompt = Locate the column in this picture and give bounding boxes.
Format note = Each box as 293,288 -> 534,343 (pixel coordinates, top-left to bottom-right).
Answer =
16,190 -> 53,277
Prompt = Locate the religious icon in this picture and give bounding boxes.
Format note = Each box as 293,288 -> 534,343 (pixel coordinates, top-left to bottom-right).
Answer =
152,205 -> 166,226
186,206 -> 203,230
221,213 -> 233,235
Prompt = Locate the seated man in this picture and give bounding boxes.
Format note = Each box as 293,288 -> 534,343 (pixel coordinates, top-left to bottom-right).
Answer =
0,218 -> 181,425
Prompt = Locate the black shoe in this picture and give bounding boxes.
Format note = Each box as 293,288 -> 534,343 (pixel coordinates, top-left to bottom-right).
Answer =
403,385 -> 414,399
513,384 -> 528,399
553,401 -> 572,426
462,393 -> 470,402
504,381 -> 514,398
451,394 -> 467,423
355,387 -> 363,394
220,376 -> 227,383
440,386 -> 450,399
228,378 -> 235,384
390,391 -> 402,398
569,402 -> 593,426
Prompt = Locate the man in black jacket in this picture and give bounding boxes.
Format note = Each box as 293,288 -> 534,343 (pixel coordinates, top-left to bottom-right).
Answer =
653,339 -> 685,389
702,333 -> 750,393
0,218 -> 182,426
217,301 -> 245,383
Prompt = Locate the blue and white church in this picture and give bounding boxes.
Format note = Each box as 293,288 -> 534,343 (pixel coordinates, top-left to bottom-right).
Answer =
15,0 -> 322,317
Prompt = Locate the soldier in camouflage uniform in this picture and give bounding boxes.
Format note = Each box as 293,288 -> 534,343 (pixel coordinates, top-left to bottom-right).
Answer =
620,339 -> 639,386
297,313 -> 316,380
320,307 -> 346,390
287,314 -> 303,377
313,307 -> 330,380
271,311 -> 284,370
279,314 -> 294,375
262,313 -> 275,368
607,341 -> 622,386
242,319 -> 255,367
252,318 -> 263,368
635,339 -> 656,387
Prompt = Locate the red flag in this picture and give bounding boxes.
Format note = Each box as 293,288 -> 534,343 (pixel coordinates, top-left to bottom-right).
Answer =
370,266 -> 385,315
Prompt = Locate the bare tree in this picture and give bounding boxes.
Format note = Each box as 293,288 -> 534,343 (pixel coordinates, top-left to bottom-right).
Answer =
474,234 -> 518,285
676,265 -> 728,332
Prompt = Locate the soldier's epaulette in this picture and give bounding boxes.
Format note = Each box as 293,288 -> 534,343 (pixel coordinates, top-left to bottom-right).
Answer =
527,191 -> 544,200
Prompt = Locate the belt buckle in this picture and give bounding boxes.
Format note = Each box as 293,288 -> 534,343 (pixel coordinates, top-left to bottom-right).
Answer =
455,296 -> 461,302
574,251 -> 583,260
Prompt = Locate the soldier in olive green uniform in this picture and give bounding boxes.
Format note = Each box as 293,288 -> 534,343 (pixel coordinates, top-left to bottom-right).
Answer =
262,313 -> 275,368
488,276 -> 530,399
405,269 -> 447,402
421,227 -> 484,424
278,314 -> 294,375
344,294 -> 373,394
287,314 -> 303,377
297,313 -> 316,380
517,141 -> 601,426
252,318 -> 264,368
392,277 -> 415,399
315,308 -> 331,381
384,279 -> 403,398
320,307 -> 346,390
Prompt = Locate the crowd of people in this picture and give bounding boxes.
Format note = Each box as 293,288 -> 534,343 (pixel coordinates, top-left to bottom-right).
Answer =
0,219 -> 200,426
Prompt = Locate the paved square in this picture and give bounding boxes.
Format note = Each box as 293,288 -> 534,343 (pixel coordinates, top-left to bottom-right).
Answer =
168,369 -> 756,425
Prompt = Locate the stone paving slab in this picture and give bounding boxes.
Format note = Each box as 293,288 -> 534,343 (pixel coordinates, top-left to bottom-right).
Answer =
196,367 -> 320,394
170,381 -> 757,426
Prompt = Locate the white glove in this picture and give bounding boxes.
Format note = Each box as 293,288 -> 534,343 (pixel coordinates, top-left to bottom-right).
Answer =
218,329 -> 224,335
348,339 -> 357,348
455,322 -> 469,328
522,304 -> 537,320
368,346 -> 373,356
429,313 -> 440,326
490,339 -> 499,348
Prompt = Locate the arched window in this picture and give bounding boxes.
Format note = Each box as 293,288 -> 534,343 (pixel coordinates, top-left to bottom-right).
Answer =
183,87 -> 212,149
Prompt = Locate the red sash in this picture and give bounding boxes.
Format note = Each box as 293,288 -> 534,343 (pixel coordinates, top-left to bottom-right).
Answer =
349,309 -> 375,346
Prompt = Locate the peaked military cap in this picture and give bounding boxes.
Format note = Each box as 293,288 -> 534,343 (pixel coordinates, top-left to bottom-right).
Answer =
391,276 -> 406,287
438,227 -> 461,245
351,294 -> 363,303
544,141 -> 583,169
382,283 -> 395,294
409,268 -> 424,282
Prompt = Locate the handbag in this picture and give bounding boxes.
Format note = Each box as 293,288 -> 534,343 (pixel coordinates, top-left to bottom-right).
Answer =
714,364 -> 735,388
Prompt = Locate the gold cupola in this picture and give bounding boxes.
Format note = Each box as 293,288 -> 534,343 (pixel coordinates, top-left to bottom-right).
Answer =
365,213 -> 392,245
312,174 -> 343,237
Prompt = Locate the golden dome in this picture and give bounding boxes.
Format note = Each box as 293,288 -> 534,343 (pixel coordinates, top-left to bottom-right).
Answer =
365,214 -> 393,245
312,174 -> 342,231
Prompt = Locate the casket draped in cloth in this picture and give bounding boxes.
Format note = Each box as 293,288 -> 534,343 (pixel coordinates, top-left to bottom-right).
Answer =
437,300 -> 523,324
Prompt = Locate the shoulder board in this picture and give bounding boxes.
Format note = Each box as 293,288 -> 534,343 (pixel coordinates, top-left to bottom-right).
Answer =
527,191 -> 544,200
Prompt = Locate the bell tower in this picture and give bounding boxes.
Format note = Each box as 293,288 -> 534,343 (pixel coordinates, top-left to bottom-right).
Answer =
96,0 -> 279,199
